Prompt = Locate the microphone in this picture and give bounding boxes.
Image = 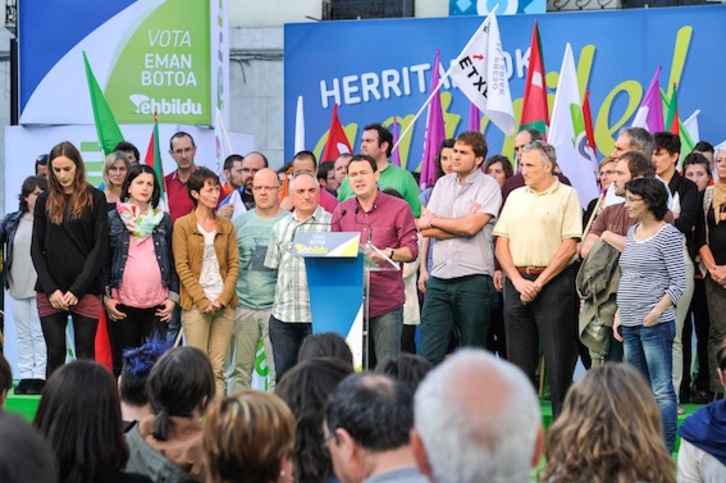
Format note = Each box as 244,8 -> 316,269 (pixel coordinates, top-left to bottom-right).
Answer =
354,207 -> 374,246
330,209 -> 348,230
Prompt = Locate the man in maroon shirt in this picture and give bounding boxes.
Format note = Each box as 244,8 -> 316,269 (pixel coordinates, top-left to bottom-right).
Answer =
165,131 -> 198,222
331,154 -> 418,366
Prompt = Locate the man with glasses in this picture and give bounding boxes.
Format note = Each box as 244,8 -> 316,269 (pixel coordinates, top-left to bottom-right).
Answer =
165,131 -> 199,222
494,141 -> 582,419
227,168 -> 289,392
502,129 -> 571,204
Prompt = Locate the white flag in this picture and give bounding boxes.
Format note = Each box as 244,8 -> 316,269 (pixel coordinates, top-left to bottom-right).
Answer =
548,43 -> 599,209
294,95 -> 305,154
450,12 -> 514,136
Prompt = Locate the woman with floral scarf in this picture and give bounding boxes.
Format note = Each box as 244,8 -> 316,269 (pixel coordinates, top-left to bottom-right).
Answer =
104,164 -> 178,376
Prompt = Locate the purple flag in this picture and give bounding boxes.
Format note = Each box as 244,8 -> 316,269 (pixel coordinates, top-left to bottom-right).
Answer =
468,102 -> 481,132
391,115 -> 401,166
631,66 -> 664,134
420,50 -> 446,190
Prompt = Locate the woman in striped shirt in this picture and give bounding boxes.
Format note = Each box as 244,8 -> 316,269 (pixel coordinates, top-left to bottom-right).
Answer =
613,177 -> 686,453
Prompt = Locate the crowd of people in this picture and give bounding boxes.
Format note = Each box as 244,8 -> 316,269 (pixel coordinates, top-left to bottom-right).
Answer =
0,121 -> 724,481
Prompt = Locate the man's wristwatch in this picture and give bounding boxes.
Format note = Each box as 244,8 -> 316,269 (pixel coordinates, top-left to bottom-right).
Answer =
388,249 -> 395,260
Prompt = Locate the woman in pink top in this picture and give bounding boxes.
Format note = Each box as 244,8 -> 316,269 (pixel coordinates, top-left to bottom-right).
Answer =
104,164 -> 178,376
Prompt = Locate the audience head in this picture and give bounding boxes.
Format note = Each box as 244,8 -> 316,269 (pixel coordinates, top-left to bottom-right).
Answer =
624,176 -> 669,221
292,150 -> 318,174
541,363 -> 675,483
0,413 -> 57,483
48,141 -> 87,195
484,154 -> 514,187
276,358 -> 353,483
318,160 -> 338,192
361,123 -> 393,160
146,347 -> 215,441
289,171 -> 320,217
121,163 -> 163,209
204,390 -> 295,483
693,140 -> 715,166
187,166 -> 221,208
0,353 -> 11,407
169,131 -> 197,170
652,131 -> 681,178
514,128 -> 543,161
35,153 -> 49,178
223,154 -> 245,190
436,138 -> 456,179
18,175 -> 47,215
613,150 -> 655,197
33,360 -> 128,483
614,127 -> 655,158
102,151 -> 131,189
120,336 -> 172,409
683,152 -> 712,192
324,373 -> 414,483
112,141 -> 141,165
298,332 -> 354,366
411,349 -> 542,483
374,353 -> 432,394
334,153 -> 353,184
598,155 -> 617,192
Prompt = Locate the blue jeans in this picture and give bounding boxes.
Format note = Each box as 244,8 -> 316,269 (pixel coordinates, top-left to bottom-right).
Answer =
622,321 -> 677,453
268,315 -> 312,383
369,307 -> 403,366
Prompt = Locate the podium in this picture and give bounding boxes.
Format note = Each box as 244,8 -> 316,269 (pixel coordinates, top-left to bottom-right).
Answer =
292,232 -> 398,369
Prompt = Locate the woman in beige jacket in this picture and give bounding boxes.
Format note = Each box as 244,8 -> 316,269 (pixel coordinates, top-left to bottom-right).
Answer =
173,167 -> 239,395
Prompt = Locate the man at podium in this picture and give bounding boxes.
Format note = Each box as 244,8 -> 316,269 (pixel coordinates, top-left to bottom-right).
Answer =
331,155 -> 418,366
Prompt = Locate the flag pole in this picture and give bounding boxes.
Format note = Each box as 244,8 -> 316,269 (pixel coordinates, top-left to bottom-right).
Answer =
391,7 -> 498,153
216,109 -> 234,153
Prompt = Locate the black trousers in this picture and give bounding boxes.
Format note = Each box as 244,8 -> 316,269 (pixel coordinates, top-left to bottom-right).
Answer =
40,312 -> 98,379
108,304 -> 168,377
504,267 -> 578,419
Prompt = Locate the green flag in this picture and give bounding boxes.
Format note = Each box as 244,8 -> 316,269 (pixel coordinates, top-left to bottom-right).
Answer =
83,52 -> 124,155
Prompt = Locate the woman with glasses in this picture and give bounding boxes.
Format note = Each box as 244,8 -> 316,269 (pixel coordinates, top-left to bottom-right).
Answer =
613,177 -> 686,453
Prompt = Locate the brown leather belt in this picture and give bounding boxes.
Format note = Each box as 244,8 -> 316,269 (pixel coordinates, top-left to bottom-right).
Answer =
516,266 -> 546,275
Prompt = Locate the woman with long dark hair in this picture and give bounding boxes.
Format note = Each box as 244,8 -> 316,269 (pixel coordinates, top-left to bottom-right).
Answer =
0,175 -> 47,394
31,141 -> 109,377
105,164 -> 177,376
33,360 -> 151,483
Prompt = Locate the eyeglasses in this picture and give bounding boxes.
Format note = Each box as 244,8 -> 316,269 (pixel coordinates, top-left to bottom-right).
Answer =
253,185 -> 280,192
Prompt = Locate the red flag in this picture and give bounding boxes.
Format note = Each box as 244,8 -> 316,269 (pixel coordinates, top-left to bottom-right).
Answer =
321,103 -> 352,162
144,112 -> 168,210
582,90 -> 596,153
520,21 -> 549,135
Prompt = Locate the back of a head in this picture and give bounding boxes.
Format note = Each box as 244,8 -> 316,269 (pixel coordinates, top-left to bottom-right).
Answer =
204,390 -> 295,483
621,127 -> 655,158
33,360 -> 127,483
542,363 -> 674,483
147,347 -> 215,441
275,358 -> 353,482
374,353 -> 433,394
414,349 -> 540,483
325,372 -> 413,452
120,336 -> 172,407
298,332 -> 354,366
0,413 -> 58,483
